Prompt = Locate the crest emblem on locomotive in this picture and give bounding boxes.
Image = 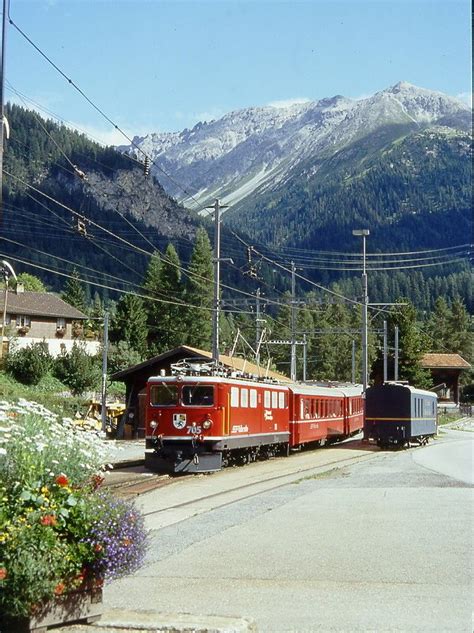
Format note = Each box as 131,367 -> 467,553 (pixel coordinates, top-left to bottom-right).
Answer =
173,413 -> 187,429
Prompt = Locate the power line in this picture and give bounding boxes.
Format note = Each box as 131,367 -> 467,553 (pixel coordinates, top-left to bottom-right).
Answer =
7,16 -> 207,212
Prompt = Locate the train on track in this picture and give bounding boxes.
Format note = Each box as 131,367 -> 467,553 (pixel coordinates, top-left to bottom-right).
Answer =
144,360 -> 364,473
364,382 -> 438,448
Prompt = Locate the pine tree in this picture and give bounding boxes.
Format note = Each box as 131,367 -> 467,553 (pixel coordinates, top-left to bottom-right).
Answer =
143,245 -> 186,353
110,294 -> 148,357
390,299 -> 432,388
184,228 -> 213,350
143,251 -> 163,352
427,297 -> 450,352
446,297 -> 473,361
61,269 -> 87,313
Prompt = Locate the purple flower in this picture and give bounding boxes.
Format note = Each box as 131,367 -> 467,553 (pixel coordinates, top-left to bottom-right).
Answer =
81,493 -> 148,581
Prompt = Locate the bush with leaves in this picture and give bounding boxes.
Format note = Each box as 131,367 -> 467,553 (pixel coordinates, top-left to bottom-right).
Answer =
5,343 -> 53,386
0,407 -> 148,618
54,344 -> 101,395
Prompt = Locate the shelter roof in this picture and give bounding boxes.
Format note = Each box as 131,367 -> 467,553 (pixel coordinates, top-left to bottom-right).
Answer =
420,353 -> 471,370
111,345 -> 291,383
0,291 -> 87,319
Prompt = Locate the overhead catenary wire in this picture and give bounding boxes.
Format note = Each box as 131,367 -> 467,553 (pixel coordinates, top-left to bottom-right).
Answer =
3,171 -> 301,312
6,16 -> 207,212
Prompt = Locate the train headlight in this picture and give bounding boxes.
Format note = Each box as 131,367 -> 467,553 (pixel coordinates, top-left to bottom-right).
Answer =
150,420 -> 158,429
202,418 -> 212,430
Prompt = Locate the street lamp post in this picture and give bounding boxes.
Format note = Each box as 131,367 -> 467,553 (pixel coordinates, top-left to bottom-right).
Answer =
0,260 -> 17,360
352,230 -> 370,393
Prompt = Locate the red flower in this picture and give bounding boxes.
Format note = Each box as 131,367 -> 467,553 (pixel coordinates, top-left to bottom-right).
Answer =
91,473 -> 104,490
54,582 -> 65,595
55,474 -> 69,487
94,543 -> 103,553
40,514 -> 57,527
0,567 -> 7,581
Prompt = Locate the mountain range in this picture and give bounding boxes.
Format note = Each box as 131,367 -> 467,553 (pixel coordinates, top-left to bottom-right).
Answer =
121,81 -> 471,219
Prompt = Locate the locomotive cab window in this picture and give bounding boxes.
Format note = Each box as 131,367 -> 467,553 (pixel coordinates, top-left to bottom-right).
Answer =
150,384 -> 179,406
182,385 -> 214,406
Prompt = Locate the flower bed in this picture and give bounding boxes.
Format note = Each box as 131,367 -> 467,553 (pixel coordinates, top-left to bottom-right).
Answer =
0,401 -> 148,620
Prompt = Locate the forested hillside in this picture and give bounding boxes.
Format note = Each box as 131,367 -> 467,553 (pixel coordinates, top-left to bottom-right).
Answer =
1,104 -> 201,296
226,124 -> 473,310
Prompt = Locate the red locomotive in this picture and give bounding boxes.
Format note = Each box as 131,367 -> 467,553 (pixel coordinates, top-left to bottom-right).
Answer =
145,361 -> 364,473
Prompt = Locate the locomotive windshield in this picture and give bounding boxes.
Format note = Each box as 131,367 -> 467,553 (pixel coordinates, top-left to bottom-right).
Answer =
150,384 -> 179,406
182,385 -> 214,407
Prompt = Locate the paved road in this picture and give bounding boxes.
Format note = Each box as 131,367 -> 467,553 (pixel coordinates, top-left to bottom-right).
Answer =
412,428 -> 473,484
105,432 -> 473,632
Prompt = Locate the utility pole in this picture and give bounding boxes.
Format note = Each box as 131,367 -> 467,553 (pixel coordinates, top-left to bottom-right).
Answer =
0,260 -> 16,360
290,261 -> 297,382
394,325 -> 399,381
207,199 -> 228,363
352,229 -> 370,393
255,288 -> 261,366
0,0 -> 8,220
383,320 -> 388,383
302,333 -> 307,382
352,339 -> 356,384
101,312 -> 109,433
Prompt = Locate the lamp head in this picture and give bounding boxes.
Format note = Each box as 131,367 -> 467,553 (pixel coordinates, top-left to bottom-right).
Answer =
1,260 -> 17,281
352,229 -> 370,237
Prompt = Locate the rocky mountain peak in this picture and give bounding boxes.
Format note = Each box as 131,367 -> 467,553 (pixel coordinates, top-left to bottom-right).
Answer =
119,82 -> 471,208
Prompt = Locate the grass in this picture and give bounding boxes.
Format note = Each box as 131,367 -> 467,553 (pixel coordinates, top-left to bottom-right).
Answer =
437,412 -> 464,426
293,467 -> 345,484
0,371 -> 125,417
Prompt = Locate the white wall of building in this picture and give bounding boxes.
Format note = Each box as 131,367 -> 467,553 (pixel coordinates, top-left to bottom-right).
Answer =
9,337 -> 100,357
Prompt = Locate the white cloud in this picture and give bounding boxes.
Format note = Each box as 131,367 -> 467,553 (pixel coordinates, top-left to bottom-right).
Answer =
192,108 -> 226,124
66,122 -> 148,147
456,92 -> 473,107
268,98 -> 311,109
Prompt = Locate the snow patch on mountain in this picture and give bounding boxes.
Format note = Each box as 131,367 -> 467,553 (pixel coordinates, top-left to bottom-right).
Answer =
119,83 -> 470,210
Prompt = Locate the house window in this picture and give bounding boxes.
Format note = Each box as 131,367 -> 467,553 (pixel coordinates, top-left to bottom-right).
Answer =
16,315 -> 31,328
5,314 -> 11,325
57,317 -> 66,330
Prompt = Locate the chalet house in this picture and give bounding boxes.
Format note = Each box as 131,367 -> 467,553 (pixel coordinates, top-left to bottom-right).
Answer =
420,353 -> 471,405
0,285 -> 100,357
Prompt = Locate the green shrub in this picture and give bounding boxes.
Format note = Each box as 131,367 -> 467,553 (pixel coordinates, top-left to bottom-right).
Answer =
5,343 -> 53,385
53,344 -> 101,396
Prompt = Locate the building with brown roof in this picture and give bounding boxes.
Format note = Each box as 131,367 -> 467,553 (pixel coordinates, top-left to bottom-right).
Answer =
0,285 -> 100,357
420,353 -> 471,405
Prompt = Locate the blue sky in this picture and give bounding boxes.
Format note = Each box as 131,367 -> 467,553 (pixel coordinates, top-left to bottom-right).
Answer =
5,0 -> 472,145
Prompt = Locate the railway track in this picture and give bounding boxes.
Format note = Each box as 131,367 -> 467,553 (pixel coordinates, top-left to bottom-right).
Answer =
107,436 -> 442,531
140,446 -> 382,520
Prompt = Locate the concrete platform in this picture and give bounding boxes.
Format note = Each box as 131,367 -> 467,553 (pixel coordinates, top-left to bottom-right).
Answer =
58,608 -> 256,632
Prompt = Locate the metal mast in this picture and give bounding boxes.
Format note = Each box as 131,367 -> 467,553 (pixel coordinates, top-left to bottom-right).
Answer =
0,0 -> 9,219
208,199 -> 228,363
353,229 -> 370,392
290,261 -> 297,382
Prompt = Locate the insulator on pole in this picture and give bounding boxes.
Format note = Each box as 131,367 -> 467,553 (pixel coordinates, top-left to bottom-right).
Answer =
144,156 -> 150,176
